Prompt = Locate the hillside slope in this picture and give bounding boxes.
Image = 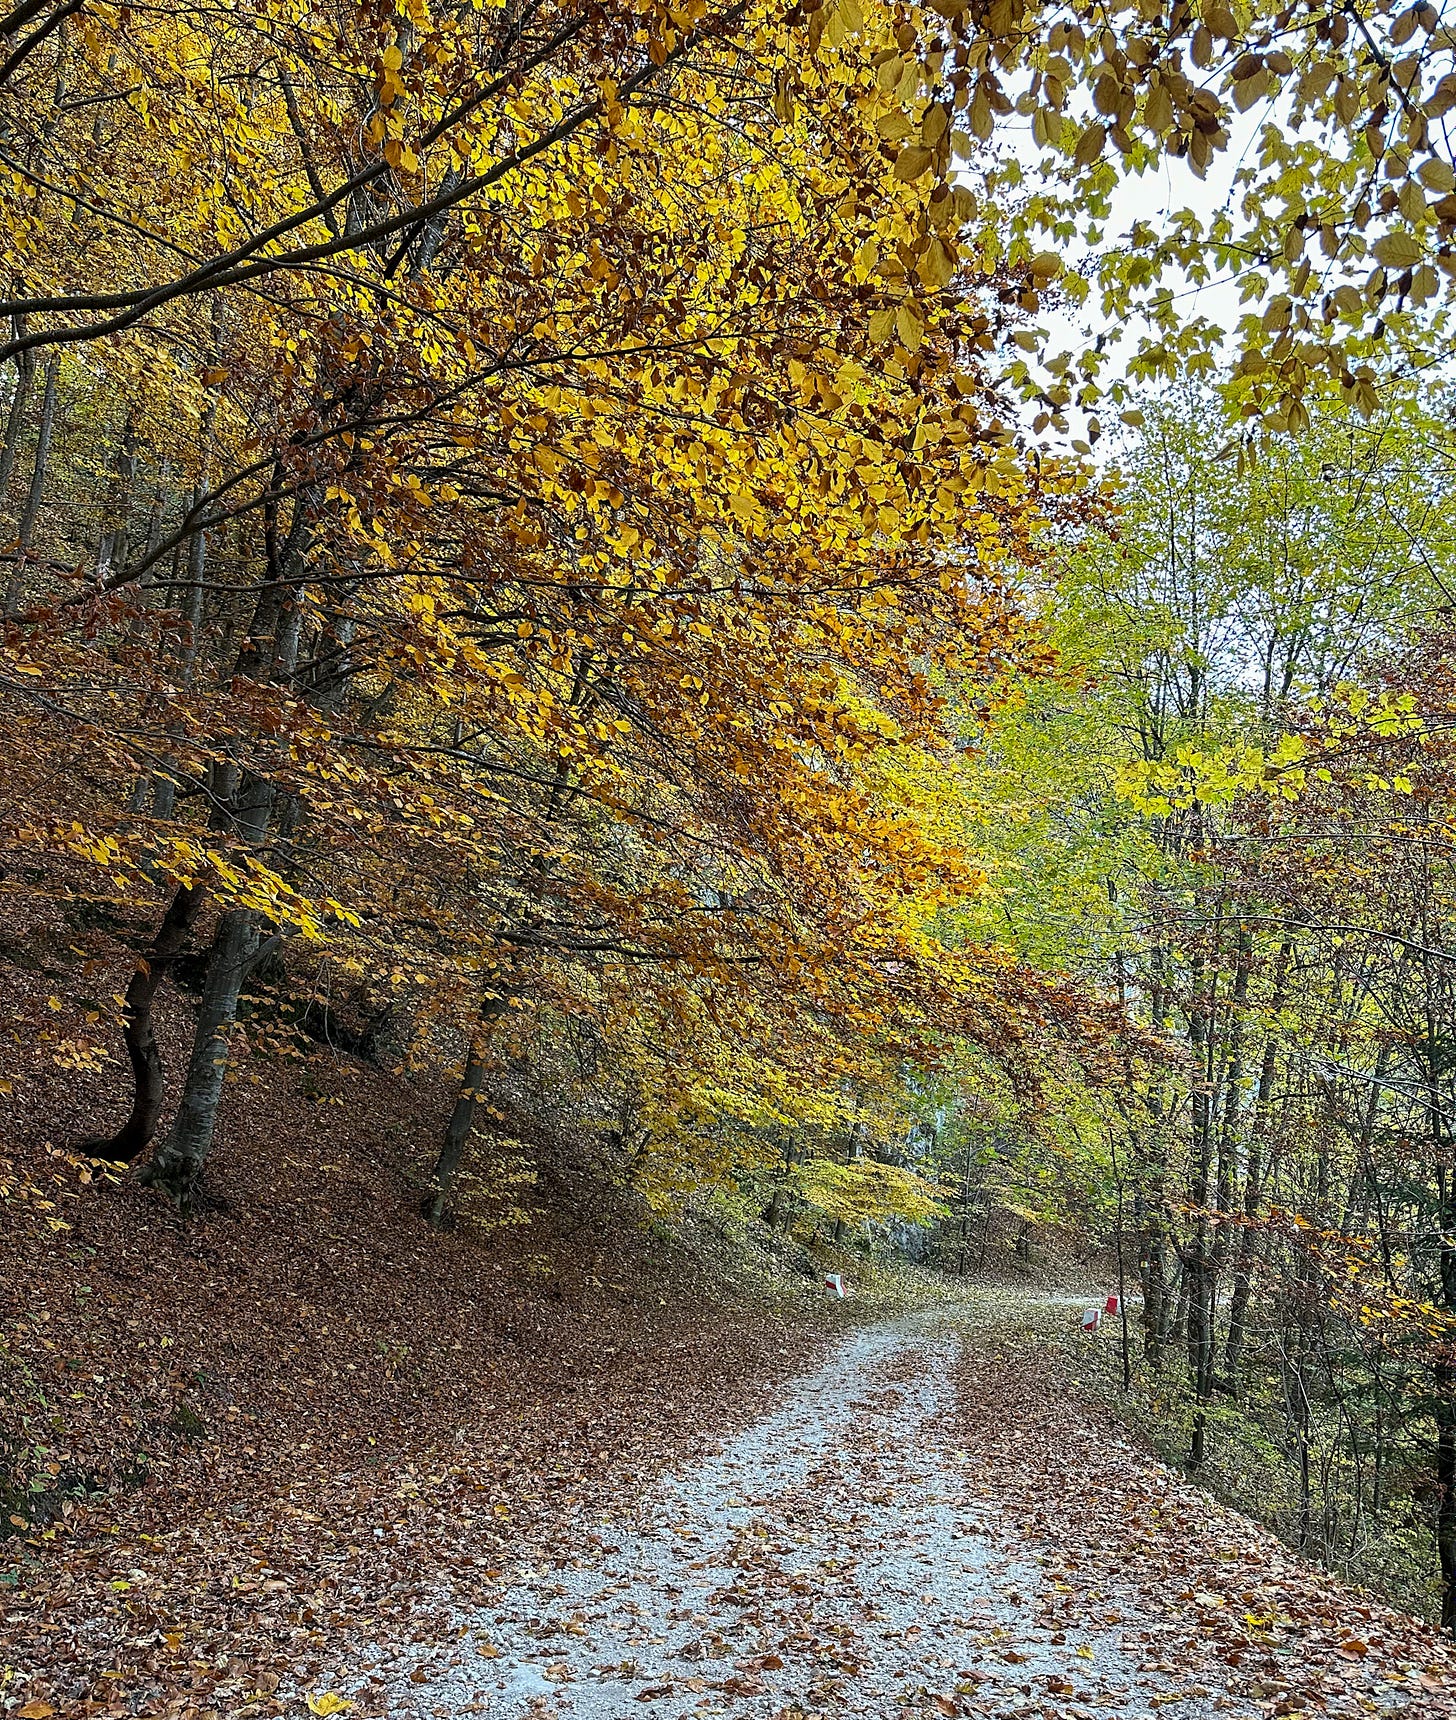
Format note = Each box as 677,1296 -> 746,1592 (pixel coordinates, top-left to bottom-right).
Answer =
1,1032 -> 835,1720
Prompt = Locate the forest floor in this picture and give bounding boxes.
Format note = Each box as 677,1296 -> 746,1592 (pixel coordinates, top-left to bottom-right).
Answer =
0,1018 -> 845,1720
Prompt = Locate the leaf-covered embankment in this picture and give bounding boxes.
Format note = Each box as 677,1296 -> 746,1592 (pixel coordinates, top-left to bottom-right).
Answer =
0,1056 -> 841,1720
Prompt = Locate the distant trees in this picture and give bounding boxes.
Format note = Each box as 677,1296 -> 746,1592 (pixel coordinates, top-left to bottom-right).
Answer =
960,386 -> 1456,1629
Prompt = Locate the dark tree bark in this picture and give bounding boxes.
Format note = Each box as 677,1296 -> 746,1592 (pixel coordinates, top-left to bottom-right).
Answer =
86,883 -> 203,1162
1436,1152 -> 1456,1633
424,1037 -> 491,1229
137,769 -> 273,1209
424,991 -> 514,1227
122,475 -> 313,1189
1436,1356 -> 1456,1634
0,327 -> 36,501
1185,944 -> 1218,1467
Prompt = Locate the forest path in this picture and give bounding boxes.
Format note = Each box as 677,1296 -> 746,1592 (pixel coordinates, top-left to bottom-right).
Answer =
370,1296 -> 1447,1720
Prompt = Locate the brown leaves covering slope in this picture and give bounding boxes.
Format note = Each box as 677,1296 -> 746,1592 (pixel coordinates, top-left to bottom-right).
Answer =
0,1041 -> 832,1720
951,1321 -> 1456,1719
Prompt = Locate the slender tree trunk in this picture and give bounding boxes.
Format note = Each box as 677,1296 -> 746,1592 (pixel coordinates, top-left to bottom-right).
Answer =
153,299 -> 225,813
137,771 -> 272,1208
422,655 -> 595,1229
150,491 -> 208,822
1437,1150 -> 1456,1634
1186,945 -> 1218,1465
95,413 -> 137,585
1170,1259 -> 1188,1351
761,1131 -> 796,1231
5,353 -> 56,613
86,883 -> 203,1161
424,1014 -> 502,1228
1110,1129 -> 1132,1391
1141,1226 -> 1169,1361
1226,940 -> 1293,1383
0,332 -> 36,502
1437,1356 -> 1456,1634
1138,944 -> 1173,1361
957,1138 -> 975,1274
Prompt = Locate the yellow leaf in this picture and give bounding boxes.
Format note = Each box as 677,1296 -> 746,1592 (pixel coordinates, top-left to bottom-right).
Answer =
307,1694 -> 355,1716
895,301 -> 924,351
893,145 -> 934,182
19,1705 -> 56,1719
917,236 -> 955,292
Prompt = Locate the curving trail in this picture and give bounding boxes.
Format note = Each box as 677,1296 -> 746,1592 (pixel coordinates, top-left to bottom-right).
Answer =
369,1301 -> 1447,1720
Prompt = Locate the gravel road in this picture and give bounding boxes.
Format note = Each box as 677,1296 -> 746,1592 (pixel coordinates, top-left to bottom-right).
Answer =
373,1304 -> 1239,1719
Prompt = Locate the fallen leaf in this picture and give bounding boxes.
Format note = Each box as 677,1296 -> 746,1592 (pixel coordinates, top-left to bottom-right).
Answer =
306,1694 -> 355,1716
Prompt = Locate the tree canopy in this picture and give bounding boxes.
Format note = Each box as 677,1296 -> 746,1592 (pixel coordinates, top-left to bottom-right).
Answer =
9,0 -> 1456,1641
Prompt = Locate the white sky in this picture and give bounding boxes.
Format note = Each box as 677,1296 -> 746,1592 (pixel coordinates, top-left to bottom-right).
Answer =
999,107 -> 1270,401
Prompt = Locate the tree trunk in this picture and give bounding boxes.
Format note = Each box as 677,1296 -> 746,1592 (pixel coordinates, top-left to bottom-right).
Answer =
137,758 -> 286,1207
137,715 -> 277,1207
424,1038 -> 491,1228
1185,945 -> 1218,1465
86,883 -> 202,1161
95,412 -> 137,585
138,899 -> 261,1211
1225,942 -> 1292,1383
0,332 -> 36,502
760,1131 -> 796,1232
1437,1359 -> 1456,1634
1140,1223 -> 1169,1361
1437,1137 -> 1456,1632
424,988 -> 514,1227
5,353 -> 56,613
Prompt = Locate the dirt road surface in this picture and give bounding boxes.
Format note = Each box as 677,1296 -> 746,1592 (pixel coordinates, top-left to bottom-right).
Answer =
361,1300 -> 1453,1720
